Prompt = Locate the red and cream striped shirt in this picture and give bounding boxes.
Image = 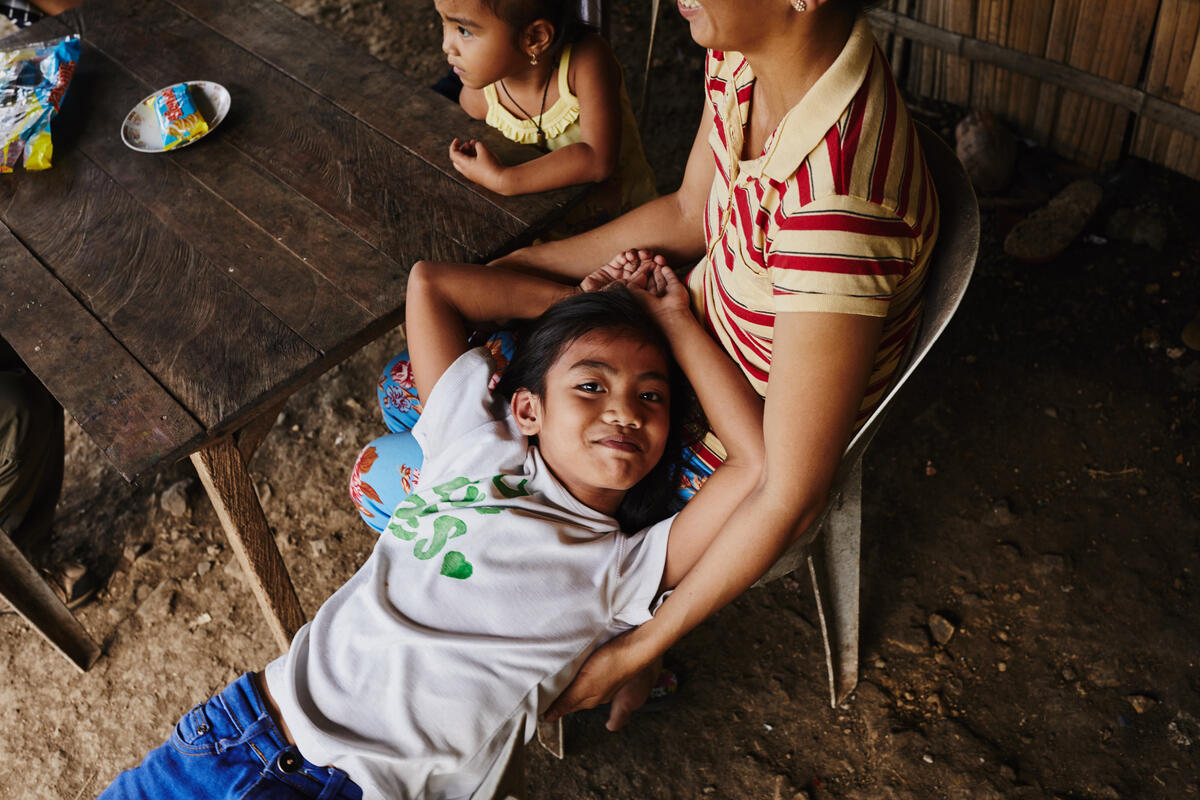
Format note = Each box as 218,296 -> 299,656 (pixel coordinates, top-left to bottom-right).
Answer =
687,17 -> 938,464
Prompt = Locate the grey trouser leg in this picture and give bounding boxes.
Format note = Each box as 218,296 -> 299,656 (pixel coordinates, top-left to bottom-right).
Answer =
0,368 -> 100,670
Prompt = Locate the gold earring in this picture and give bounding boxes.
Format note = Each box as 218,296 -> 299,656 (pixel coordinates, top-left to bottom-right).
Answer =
792,0 -> 807,10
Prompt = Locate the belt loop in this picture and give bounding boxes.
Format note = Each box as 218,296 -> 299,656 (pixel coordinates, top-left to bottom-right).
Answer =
317,767 -> 348,800
214,713 -> 275,754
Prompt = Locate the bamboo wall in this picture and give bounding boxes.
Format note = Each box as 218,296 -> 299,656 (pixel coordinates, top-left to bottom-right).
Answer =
878,0 -> 1200,179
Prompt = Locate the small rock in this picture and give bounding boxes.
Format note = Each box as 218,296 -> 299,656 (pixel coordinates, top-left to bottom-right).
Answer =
1061,665 -> 1078,681
123,542 -> 151,563
1043,406 -> 1058,419
1086,660 -> 1122,688
193,611 -> 213,626
955,110 -> 1017,193
1168,346 -> 1186,359
196,561 -> 213,576
1032,553 -> 1067,576
997,661 -> 1008,672
982,499 -> 1018,527
1126,694 -> 1158,714
1003,180 -> 1103,262
256,480 -> 272,505
922,752 -> 935,764
160,480 -> 191,518
310,539 -> 328,557
137,579 -> 179,620
928,613 -> 956,646
993,541 -> 1023,562
275,533 -> 292,552
1168,711 -> 1199,747
134,584 -> 152,603
1183,312 -> 1200,351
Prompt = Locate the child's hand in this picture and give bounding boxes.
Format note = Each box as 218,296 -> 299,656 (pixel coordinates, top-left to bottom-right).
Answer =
628,263 -> 691,323
449,138 -> 506,193
579,250 -> 662,293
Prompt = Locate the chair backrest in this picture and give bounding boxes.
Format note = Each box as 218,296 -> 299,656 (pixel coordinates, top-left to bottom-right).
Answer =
754,122 -> 978,584
838,122 -> 979,471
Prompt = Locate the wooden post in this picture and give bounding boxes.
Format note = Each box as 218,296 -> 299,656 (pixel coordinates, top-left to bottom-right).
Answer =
0,527 -> 101,672
191,437 -> 305,652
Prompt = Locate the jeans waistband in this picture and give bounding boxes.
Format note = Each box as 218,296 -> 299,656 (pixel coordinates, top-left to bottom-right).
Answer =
217,673 -> 359,800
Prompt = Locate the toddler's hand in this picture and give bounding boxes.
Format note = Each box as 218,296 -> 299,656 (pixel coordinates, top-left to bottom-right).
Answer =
449,138 -> 505,192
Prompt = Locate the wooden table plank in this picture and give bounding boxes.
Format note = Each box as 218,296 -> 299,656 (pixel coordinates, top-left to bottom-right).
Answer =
12,14 -> 449,325
66,41 -> 378,354
0,150 -> 318,431
69,0 -> 541,262
0,226 -> 204,480
160,0 -> 579,233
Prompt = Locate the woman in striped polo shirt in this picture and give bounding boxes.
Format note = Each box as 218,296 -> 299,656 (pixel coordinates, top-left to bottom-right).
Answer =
498,0 -> 939,723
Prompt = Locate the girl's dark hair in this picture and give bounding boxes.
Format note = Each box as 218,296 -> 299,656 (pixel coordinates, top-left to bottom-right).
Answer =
495,285 -> 688,532
482,0 -> 585,54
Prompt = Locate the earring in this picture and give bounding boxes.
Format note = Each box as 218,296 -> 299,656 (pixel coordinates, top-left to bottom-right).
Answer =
530,52 -> 538,65
792,0 -> 807,10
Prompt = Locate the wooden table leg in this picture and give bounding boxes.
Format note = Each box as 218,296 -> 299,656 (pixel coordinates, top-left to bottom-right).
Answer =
0,527 -> 101,672
191,437 -> 305,652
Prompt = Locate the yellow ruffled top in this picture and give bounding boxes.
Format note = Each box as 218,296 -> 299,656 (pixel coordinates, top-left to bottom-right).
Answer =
482,41 -> 657,236
484,45 -> 582,149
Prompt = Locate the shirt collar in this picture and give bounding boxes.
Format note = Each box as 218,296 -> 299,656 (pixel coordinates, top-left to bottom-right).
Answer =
730,15 -> 876,184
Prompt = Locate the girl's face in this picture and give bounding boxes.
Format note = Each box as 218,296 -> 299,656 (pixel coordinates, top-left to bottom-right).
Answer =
435,0 -> 529,90
511,331 -> 672,516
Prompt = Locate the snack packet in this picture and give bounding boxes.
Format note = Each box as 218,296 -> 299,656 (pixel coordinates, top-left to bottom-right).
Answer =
0,34 -> 80,172
152,83 -> 208,150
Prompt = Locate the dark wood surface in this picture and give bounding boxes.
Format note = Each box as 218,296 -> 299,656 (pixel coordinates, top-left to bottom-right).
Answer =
0,0 -> 580,482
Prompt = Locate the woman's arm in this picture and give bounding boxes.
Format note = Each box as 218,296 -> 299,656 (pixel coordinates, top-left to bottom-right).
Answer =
544,309 -> 883,720
627,263 -> 766,589
404,261 -> 577,401
449,36 -> 623,195
489,103 -> 716,280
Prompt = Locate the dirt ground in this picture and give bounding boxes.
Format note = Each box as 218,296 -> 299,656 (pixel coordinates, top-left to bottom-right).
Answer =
2,2 -> 1199,799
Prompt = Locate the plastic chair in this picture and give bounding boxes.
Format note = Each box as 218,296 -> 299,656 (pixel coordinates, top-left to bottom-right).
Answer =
752,121 -> 979,707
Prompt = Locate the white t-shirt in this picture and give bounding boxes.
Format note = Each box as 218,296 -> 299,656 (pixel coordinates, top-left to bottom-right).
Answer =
265,348 -> 672,800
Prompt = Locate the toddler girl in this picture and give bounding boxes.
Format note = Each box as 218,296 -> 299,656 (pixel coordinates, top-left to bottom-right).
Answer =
99,259 -> 763,800
437,0 -> 656,233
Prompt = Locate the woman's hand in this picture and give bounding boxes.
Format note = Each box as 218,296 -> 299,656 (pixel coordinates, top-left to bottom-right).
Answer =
449,138 -> 507,193
543,629 -> 657,725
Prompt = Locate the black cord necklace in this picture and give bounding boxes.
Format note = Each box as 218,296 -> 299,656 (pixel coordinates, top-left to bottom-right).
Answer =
499,70 -> 552,149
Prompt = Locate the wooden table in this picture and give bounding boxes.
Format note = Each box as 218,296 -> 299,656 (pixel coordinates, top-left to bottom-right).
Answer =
0,0 -> 578,670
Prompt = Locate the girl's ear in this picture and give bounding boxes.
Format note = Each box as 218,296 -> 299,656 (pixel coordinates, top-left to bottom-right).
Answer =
522,19 -> 555,63
510,389 -> 543,436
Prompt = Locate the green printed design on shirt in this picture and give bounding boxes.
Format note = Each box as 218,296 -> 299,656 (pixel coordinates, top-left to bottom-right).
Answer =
385,475 -> 533,578
414,515 -> 466,560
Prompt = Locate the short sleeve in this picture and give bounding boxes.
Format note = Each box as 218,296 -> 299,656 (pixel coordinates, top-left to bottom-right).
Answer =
412,348 -> 502,455
767,194 -> 919,318
611,515 -> 675,627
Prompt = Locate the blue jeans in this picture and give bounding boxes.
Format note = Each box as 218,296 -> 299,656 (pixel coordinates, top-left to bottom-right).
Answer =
99,673 -> 362,800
